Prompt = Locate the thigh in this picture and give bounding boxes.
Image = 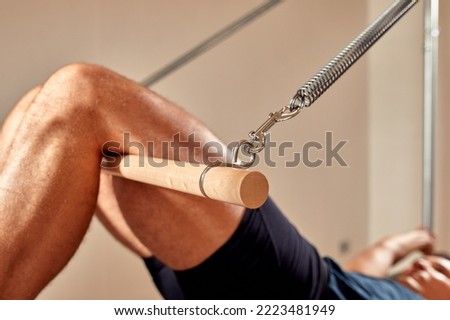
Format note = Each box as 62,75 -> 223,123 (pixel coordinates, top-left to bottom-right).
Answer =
109,160 -> 245,270
69,65 -> 247,270
1,86 -> 41,152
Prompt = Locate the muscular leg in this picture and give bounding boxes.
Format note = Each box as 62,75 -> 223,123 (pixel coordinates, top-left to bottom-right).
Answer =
96,172 -> 152,257
2,85 -> 156,273
2,89 -> 154,260
0,86 -> 41,150
0,64 -> 244,298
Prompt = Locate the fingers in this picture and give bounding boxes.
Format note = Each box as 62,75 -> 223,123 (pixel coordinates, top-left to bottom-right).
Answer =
427,256 -> 450,278
414,229 -> 436,255
381,229 -> 435,264
397,273 -> 422,294
397,256 -> 450,299
396,258 -> 432,295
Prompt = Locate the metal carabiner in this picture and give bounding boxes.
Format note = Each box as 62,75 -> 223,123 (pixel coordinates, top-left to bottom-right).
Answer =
249,108 -> 286,140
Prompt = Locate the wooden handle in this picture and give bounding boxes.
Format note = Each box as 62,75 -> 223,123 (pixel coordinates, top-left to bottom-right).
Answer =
102,155 -> 269,209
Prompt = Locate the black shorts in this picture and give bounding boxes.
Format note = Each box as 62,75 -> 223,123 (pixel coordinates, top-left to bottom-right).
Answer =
173,197 -> 328,299
143,198 -> 422,300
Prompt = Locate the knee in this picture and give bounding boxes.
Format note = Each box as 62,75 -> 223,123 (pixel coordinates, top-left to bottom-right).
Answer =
42,63 -> 109,104
32,63 -> 112,127
13,64 -> 117,147
49,63 -> 109,84
50,63 -> 109,82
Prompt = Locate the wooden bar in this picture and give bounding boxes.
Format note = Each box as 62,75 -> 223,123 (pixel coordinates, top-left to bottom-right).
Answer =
102,155 -> 269,209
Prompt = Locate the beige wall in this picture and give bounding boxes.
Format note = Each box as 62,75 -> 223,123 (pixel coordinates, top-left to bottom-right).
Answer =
367,0 -> 424,242
367,0 -> 450,252
1,0 -> 443,299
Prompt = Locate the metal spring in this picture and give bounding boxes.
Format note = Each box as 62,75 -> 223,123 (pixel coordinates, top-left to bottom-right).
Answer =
290,0 -> 418,111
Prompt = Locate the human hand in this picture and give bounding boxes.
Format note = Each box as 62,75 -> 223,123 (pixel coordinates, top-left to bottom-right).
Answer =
382,228 -> 435,263
396,255 -> 450,299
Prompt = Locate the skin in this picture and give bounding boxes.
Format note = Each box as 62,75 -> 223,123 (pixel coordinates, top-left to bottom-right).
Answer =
344,228 -> 450,299
0,64 -> 244,299
344,229 -> 435,278
396,255 -> 450,300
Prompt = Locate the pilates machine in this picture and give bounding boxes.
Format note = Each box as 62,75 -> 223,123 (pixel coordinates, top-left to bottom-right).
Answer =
104,0 -> 438,227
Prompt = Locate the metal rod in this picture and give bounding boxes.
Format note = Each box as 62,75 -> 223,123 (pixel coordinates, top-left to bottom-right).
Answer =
141,0 -> 282,87
422,0 -> 439,230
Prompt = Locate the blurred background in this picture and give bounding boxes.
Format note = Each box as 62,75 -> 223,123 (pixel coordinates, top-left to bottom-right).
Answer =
0,0 -> 448,299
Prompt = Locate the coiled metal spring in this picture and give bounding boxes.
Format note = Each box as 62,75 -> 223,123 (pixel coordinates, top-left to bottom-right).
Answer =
290,0 -> 418,111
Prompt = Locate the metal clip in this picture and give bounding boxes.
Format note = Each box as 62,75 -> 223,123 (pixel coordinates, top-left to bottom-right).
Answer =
250,108 -> 285,139
232,106 -> 301,168
247,107 -> 285,152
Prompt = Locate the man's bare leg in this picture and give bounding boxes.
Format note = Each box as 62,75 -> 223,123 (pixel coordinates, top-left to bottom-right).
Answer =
96,172 -> 152,258
0,86 -> 41,151
0,64 -> 244,298
2,85 -> 154,269
2,86 -> 158,260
